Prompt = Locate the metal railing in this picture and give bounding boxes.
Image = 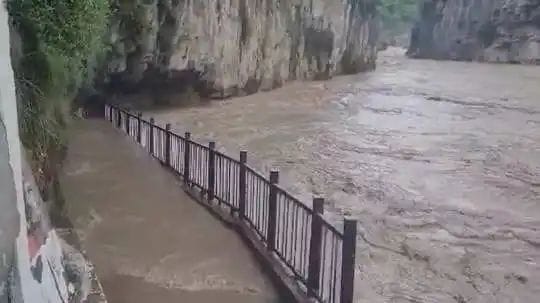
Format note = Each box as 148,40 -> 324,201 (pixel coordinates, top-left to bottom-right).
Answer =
104,104 -> 357,303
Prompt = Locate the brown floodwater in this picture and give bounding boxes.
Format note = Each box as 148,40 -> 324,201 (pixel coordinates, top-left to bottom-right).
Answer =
148,48 -> 540,303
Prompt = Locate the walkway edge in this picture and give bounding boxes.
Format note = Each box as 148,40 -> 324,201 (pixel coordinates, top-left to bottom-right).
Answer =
173,166 -> 313,303
103,104 -> 356,303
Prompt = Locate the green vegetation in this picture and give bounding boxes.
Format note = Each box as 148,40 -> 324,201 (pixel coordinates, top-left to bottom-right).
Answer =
377,0 -> 418,39
8,0 -> 110,193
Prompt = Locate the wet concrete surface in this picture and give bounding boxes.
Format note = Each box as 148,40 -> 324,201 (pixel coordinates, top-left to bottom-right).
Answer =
149,48 -> 540,303
60,119 -> 278,303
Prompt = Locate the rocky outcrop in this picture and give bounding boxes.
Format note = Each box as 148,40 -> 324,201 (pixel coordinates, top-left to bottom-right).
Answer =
105,0 -> 378,98
408,0 -> 540,64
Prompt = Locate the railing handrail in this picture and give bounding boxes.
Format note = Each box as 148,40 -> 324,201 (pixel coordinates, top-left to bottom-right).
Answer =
104,103 -> 357,303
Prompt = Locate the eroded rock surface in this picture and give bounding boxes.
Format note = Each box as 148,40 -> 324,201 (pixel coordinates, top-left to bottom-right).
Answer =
106,0 -> 378,98
408,0 -> 540,64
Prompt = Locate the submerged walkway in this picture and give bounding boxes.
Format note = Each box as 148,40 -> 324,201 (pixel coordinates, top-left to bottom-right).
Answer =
60,119 -> 278,303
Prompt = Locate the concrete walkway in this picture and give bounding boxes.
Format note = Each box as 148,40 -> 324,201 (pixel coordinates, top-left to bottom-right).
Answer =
60,119 -> 278,303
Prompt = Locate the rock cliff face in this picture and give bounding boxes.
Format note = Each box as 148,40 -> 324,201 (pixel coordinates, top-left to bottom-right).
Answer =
105,0 -> 378,98
408,0 -> 540,64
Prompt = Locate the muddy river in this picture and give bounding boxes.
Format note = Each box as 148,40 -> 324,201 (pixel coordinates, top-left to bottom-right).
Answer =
149,48 -> 540,303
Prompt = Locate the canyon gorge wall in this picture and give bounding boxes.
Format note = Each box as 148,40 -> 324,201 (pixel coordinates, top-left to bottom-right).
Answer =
408,0 -> 540,64
105,0 -> 378,98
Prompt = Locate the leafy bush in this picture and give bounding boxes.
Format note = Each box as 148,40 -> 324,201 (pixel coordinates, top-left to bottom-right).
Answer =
8,0 -> 110,192
377,0 -> 419,38
10,0 -> 110,93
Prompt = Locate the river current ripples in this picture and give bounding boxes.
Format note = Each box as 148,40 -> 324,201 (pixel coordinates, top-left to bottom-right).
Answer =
149,48 -> 540,303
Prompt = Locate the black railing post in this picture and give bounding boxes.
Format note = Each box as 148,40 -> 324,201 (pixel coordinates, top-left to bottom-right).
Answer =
125,110 -> 130,135
109,106 -> 113,122
340,219 -> 357,303
137,113 -> 142,144
183,132 -> 191,184
267,170 -> 279,251
116,108 -> 121,128
149,118 -> 155,155
207,141 -> 216,202
308,197 -> 325,297
238,151 -> 247,218
165,123 -> 172,166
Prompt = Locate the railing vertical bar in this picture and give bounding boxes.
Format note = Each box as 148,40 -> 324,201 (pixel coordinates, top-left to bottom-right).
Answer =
264,179 -> 269,236
184,132 -> 191,184
234,163 -> 237,207
177,137 -> 181,171
288,201 -> 293,263
308,198 -> 324,297
293,205 -> 299,269
331,235 -> 339,303
282,196 -> 286,256
203,147 -> 206,189
157,129 -> 161,159
259,179 -> 263,234
222,156 -> 226,203
177,136 -> 181,173
227,160 -> 233,213
260,178 -> 264,233
252,175 -> 257,226
149,118 -> 155,155
163,130 -> 166,159
250,174 -> 255,227
194,145 -> 199,188
267,171 -> 279,251
125,110 -> 130,135
320,228 -> 328,300
340,219 -> 357,303
219,156 -> 223,205
116,109 -> 121,128
137,113 -> 142,143
283,196 -> 288,255
256,177 -> 262,232
277,194 -> 282,251
258,177 -> 262,233
284,197 -> 288,254
246,172 -> 251,221
160,130 -> 164,160
165,124 -> 172,166
193,145 -> 197,185
197,146 -> 201,188
146,121 -> 151,152
221,157 -> 225,202
306,212 -> 311,278
328,233 -> 335,302
280,196 -> 285,252
193,144 -> 196,184
200,147 -> 204,189
208,142 -> 216,202
219,157 -> 227,204
299,212 -> 305,276
253,175 -> 258,227
254,174 -> 258,228
247,173 -> 251,220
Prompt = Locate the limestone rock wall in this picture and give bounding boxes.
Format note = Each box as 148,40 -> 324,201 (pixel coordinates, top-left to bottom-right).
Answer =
106,0 -> 378,98
408,0 -> 540,64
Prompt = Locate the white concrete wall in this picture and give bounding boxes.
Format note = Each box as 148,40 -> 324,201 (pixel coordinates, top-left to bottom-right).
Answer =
0,1 -> 24,300
0,4 -> 69,303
